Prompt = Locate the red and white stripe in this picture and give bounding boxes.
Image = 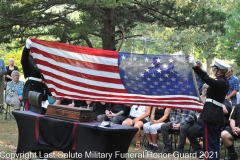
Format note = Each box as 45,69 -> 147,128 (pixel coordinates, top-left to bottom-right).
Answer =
30,38 -> 203,111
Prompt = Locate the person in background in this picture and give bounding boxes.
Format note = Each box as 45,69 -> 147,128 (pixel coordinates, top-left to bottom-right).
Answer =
122,105 -> 151,150
86,101 -> 107,120
161,109 -> 195,155
187,84 -> 208,157
97,103 -> 130,124
190,57 -> 230,160
226,67 -> 239,115
221,103 -> 240,160
0,58 -> 7,106
143,107 -> 171,153
5,58 -> 19,83
5,70 -> 24,110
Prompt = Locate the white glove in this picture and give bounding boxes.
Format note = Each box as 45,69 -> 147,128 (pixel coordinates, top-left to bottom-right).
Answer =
188,57 -> 196,66
26,38 -> 32,49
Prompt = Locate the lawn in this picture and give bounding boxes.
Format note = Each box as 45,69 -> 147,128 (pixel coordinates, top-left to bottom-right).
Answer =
0,109 -> 235,160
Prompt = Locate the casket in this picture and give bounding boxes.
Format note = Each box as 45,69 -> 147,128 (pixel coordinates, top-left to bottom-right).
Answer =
46,104 -> 93,122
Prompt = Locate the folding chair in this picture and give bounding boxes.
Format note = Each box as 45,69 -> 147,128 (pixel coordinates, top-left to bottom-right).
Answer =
157,128 -> 180,150
2,103 -> 15,121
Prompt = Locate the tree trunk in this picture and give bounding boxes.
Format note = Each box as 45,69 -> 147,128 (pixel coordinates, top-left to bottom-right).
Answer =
206,57 -> 213,75
102,8 -> 116,51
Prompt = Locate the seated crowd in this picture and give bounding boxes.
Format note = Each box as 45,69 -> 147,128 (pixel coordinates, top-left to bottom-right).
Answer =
6,70 -> 239,160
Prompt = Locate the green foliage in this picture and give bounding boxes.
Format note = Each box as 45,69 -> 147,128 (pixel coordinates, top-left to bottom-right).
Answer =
217,1 -> 240,77
0,0 -> 227,51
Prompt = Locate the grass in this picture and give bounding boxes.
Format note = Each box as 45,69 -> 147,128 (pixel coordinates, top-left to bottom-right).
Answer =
0,108 -> 236,160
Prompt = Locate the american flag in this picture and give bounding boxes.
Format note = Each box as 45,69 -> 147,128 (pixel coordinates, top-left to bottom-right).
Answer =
30,38 -> 203,111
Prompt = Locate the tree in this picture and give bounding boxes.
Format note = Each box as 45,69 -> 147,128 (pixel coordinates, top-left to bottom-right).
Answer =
219,1 -> 240,56
0,0 -> 227,51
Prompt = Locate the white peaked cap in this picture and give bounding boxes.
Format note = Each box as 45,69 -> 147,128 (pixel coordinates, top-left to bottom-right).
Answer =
212,58 -> 231,70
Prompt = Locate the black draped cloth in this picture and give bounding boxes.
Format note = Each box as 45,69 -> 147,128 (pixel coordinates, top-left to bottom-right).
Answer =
35,116 -> 77,150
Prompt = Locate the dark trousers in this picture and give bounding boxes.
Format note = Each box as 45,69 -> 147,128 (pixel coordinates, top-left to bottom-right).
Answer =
161,122 -> 192,149
203,121 -> 221,160
187,124 -> 203,151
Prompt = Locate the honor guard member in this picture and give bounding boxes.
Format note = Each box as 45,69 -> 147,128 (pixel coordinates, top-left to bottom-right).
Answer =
21,38 -> 49,111
189,57 -> 230,160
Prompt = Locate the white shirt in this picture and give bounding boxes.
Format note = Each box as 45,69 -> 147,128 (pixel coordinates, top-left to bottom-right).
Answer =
129,105 -> 148,120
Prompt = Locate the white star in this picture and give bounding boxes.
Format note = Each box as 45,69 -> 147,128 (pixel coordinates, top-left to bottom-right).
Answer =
159,77 -> 163,81
121,55 -> 126,60
154,81 -> 158,85
164,73 -> 169,77
127,61 -> 131,66
140,72 -> 144,77
163,64 -> 168,69
178,81 -> 183,85
161,85 -> 166,88
151,63 -> 155,67
135,77 -> 139,80
147,77 -> 151,81
145,68 -> 150,72
124,75 -> 127,79
169,58 -> 174,63
134,67 -> 138,71
170,69 -> 174,73
139,62 -> 143,66
145,57 -> 149,62
151,73 -> 156,77
171,78 -> 176,81
156,57 -> 161,63
157,69 -> 162,73
133,57 -> 137,61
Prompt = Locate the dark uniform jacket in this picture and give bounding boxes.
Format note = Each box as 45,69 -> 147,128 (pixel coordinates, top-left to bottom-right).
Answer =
193,66 -> 229,125
21,47 -> 49,100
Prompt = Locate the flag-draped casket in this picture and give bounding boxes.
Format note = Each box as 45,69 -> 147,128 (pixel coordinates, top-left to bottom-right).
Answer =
30,38 -> 203,111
